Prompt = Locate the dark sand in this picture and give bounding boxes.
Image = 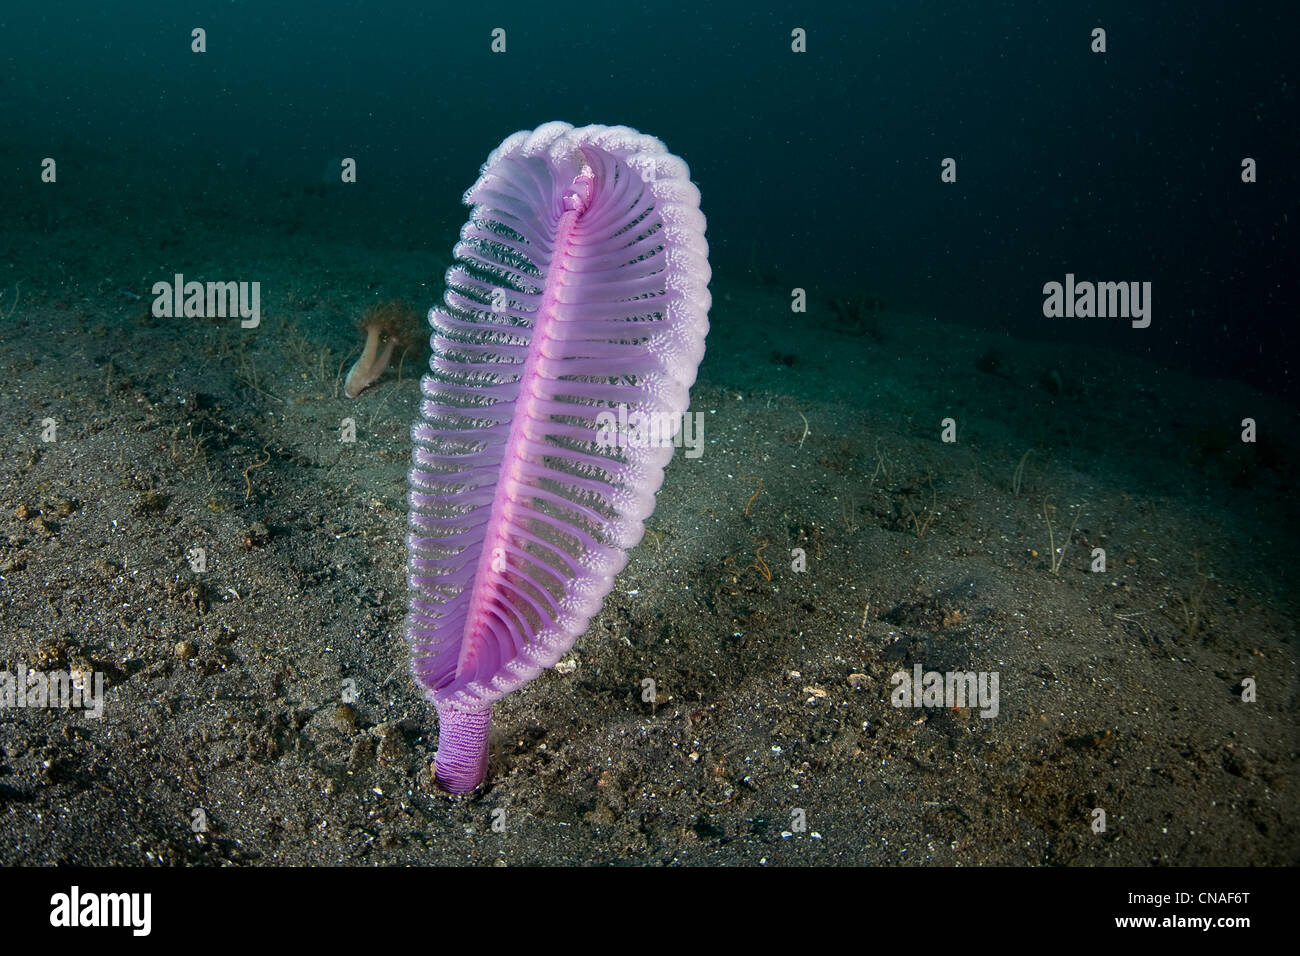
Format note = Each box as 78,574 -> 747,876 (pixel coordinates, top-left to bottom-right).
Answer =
1,164 -> 1296,866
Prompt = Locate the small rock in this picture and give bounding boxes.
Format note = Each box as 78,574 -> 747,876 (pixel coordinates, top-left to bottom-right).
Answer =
241,520 -> 270,550
333,704 -> 357,733
373,721 -> 409,766
348,735 -> 375,772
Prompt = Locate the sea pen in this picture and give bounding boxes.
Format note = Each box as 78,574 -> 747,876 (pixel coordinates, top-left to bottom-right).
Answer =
406,123 -> 711,792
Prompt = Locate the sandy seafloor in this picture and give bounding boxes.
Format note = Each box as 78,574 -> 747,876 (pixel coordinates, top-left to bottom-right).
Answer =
1,163 -> 1297,866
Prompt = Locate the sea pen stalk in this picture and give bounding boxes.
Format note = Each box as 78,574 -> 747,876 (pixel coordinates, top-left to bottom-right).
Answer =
433,702 -> 491,793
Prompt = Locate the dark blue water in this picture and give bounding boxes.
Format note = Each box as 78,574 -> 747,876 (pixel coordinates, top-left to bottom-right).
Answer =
3,0 -> 1295,395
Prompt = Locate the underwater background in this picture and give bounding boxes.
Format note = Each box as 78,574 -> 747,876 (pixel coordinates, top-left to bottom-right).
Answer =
0,0 -> 1296,865
6,1 -> 1296,394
